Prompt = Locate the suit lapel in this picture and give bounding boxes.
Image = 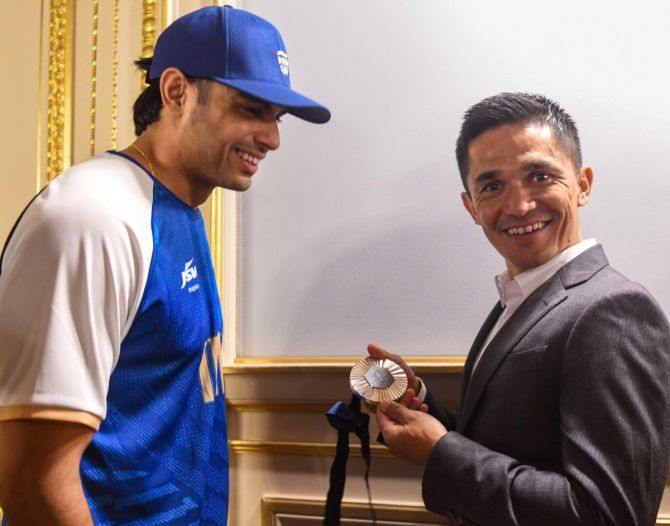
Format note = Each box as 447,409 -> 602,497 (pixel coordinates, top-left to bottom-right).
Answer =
457,302 -> 503,416
457,273 -> 568,433
456,244 -> 610,434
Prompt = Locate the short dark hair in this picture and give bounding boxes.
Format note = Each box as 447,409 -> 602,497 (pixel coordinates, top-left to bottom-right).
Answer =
132,57 -> 212,136
455,92 -> 582,192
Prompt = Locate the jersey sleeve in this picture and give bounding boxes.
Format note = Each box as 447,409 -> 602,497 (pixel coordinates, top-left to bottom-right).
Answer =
0,156 -> 154,425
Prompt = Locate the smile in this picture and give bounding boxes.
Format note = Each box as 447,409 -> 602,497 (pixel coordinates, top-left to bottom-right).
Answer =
506,221 -> 548,236
235,148 -> 261,166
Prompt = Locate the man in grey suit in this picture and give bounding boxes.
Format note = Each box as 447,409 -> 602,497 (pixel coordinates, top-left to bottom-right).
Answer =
371,92 -> 670,525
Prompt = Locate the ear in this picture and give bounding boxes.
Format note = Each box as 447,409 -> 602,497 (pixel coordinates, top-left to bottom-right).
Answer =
577,166 -> 594,207
461,191 -> 480,225
159,67 -> 190,117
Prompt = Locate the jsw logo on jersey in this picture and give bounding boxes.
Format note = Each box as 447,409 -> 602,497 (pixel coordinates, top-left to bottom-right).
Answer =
181,258 -> 198,289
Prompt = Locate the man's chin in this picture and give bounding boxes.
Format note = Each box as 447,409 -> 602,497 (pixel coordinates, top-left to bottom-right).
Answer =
507,251 -> 559,275
222,175 -> 254,192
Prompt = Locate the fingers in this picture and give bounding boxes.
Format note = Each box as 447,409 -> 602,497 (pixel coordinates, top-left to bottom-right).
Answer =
408,397 -> 423,411
397,388 -> 423,412
376,401 -> 397,437
376,402 -> 392,428
367,343 -> 420,393
367,343 -> 389,360
377,400 -> 447,465
367,343 -> 403,367
379,399 -> 429,423
397,388 -> 415,407
378,399 -> 410,424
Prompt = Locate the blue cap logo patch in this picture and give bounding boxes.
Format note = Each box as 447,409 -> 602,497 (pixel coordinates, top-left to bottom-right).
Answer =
277,51 -> 289,76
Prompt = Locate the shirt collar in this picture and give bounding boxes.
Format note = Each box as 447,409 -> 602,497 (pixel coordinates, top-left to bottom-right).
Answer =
494,239 -> 597,308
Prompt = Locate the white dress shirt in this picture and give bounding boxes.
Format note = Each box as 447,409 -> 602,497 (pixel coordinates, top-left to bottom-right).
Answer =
471,238 -> 597,373
416,238 -> 597,403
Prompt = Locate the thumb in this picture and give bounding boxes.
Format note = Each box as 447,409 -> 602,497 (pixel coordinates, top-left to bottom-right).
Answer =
367,343 -> 389,360
379,400 -> 410,424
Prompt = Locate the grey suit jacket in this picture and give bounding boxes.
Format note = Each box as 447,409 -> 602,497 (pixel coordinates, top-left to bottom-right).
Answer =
422,245 -> 670,526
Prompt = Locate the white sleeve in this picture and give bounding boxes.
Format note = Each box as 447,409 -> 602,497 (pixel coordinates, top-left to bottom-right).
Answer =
416,376 -> 428,402
0,156 -> 153,421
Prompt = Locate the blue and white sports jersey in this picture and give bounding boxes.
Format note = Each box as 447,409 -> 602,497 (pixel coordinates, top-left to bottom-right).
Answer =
0,152 -> 228,525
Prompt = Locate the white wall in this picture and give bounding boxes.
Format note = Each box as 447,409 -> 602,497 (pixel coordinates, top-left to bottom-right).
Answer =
239,0 -> 670,357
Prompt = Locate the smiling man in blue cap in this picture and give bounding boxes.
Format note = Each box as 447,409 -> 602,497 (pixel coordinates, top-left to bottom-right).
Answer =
0,6 -> 329,525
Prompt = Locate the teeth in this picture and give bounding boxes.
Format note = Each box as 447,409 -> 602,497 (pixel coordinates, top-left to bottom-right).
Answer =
507,222 -> 546,236
238,150 -> 260,166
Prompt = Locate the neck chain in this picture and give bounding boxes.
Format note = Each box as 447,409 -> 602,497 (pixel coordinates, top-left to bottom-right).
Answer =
129,143 -> 155,177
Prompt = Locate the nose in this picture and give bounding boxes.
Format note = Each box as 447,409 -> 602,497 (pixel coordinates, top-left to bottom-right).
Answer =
503,182 -> 536,216
256,119 -> 280,152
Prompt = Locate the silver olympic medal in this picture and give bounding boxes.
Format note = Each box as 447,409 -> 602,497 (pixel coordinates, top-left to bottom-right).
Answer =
350,357 -> 408,405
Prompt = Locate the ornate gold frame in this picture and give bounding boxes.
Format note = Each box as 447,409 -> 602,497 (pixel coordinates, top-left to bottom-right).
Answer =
89,0 -> 99,156
141,0 -> 158,58
46,0 -> 74,182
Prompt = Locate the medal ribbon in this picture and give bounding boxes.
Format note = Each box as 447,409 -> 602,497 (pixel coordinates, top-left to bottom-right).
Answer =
324,394 -> 376,525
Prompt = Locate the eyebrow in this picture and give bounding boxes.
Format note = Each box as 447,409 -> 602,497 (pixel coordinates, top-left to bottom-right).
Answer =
474,170 -> 499,184
473,160 -> 560,184
520,160 -> 558,172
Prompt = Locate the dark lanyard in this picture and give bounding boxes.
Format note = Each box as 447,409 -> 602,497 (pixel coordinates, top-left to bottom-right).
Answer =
324,394 -> 376,525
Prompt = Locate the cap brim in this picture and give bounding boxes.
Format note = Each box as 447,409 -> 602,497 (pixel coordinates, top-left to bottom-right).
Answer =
213,77 -> 331,124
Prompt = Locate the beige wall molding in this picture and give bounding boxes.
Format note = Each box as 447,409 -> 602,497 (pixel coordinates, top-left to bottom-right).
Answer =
227,401 -> 333,413
223,356 -> 466,375
225,399 -> 457,414
229,439 -> 393,459
260,497 -> 670,526
87,0 -> 120,155
261,496 -> 449,526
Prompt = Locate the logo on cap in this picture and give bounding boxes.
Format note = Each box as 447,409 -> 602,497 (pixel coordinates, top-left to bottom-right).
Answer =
277,51 -> 289,76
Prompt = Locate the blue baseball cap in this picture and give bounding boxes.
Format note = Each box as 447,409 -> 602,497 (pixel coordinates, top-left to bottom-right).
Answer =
148,6 -> 330,124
